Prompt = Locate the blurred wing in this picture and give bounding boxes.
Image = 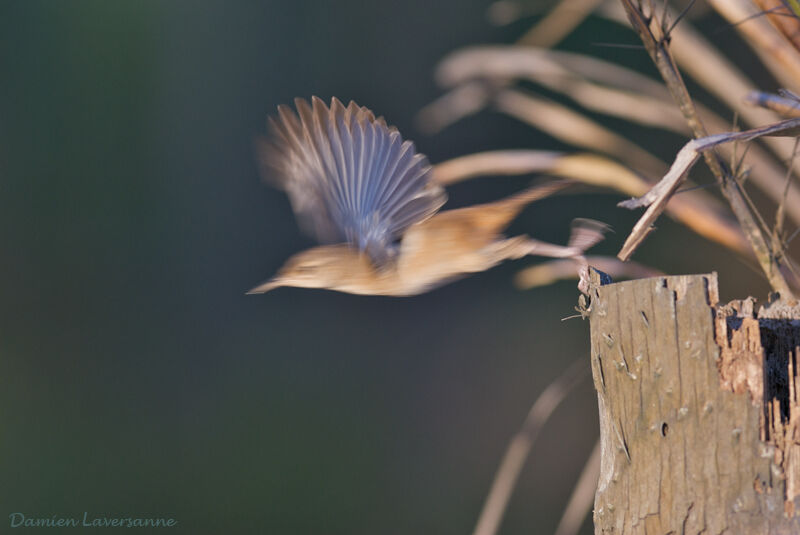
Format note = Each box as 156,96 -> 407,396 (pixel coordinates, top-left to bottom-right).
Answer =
257,96 -> 447,264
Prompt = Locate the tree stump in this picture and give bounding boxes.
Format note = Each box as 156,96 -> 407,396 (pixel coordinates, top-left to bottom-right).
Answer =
587,271 -> 800,534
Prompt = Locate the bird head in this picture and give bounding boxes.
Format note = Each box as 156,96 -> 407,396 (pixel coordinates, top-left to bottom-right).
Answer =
247,244 -> 377,294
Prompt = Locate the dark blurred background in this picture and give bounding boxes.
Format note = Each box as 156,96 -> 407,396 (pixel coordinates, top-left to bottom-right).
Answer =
0,1 -> 773,534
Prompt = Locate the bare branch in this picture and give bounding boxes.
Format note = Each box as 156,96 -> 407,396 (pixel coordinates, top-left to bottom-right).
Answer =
618,0 -> 795,297
618,119 -> 800,271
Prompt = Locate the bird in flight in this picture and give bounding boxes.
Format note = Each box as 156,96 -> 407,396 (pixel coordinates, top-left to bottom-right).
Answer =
249,97 -> 606,296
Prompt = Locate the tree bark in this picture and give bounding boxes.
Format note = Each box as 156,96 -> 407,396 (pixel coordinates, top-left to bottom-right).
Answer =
588,271 -> 800,534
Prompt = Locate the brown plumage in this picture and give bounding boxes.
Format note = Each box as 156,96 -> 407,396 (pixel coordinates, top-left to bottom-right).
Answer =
249,97 -> 606,296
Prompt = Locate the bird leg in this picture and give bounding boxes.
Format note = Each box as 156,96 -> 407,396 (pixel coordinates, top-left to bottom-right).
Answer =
485,235 -> 577,261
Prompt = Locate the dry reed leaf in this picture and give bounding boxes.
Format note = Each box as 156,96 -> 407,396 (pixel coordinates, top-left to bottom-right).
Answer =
435,45 -> 670,99
545,153 -> 648,193
431,150 -> 646,191
431,45 -> 740,136
431,150 -> 564,186
425,46 -> 690,135
515,256 -> 663,289
538,77 -> 689,133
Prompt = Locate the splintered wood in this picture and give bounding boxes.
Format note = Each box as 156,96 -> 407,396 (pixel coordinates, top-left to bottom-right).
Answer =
716,297 -> 800,517
588,271 -> 800,534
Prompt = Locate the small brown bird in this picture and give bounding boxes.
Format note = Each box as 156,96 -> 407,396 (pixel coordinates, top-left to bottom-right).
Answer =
249,97 -> 606,296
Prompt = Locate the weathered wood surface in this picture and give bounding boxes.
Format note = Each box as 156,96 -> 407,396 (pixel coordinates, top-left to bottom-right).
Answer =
588,271 -> 800,534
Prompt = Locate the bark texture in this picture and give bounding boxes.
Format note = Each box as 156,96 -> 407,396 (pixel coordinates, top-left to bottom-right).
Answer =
588,271 -> 800,534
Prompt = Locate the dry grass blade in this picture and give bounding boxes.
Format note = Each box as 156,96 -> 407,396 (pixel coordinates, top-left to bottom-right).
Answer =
424,46 -> 689,134
538,153 -> 650,193
515,256 -> 663,289
431,150 -> 564,186
553,440 -> 601,535
536,77 -> 689,133
775,138 -> 799,243
434,45 -> 671,100
431,151 -> 647,192
472,359 -> 589,535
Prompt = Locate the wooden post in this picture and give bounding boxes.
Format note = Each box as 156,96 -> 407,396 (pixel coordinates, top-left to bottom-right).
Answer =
588,271 -> 800,534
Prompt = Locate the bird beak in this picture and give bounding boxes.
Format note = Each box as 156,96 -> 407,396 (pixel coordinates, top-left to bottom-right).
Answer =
246,278 -> 283,294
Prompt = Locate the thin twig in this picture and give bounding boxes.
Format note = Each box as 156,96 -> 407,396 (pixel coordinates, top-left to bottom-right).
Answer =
774,138 -> 799,238
553,440 -> 601,535
788,226 -> 800,244
667,0 -> 699,34
773,138 -> 800,281
472,359 -> 589,535
618,118 -> 800,278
